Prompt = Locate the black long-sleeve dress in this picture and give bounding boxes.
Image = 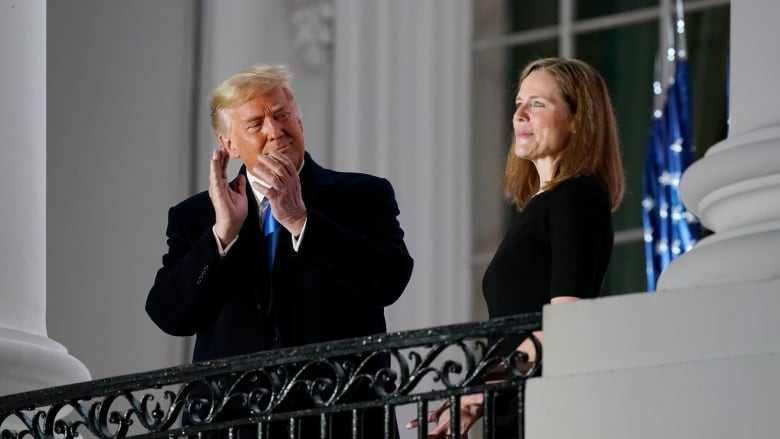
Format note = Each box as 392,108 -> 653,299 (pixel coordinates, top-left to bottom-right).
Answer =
482,175 -> 614,437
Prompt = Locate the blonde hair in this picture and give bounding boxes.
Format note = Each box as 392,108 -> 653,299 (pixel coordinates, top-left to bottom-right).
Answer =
504,58 -> 625,211
209,64 -> 296,136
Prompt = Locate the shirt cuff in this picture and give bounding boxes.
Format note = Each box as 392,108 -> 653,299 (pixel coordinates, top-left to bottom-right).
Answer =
212,226 -> 239,257
291,218 -> 307,252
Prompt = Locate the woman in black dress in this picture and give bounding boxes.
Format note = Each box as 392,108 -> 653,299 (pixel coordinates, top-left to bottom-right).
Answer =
411,57 -> 625,437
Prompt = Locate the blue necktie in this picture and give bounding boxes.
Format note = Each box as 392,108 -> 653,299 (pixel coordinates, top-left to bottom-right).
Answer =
263,202 -> 281,269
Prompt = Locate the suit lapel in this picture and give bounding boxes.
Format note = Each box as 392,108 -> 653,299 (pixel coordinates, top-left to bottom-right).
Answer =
299,152 -> 334,207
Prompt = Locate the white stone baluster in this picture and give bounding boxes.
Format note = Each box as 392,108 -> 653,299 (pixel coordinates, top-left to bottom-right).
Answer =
658,0 -> 780,290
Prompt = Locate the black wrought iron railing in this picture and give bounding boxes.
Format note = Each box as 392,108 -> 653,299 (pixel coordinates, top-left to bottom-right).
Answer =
0,313 -> 541,439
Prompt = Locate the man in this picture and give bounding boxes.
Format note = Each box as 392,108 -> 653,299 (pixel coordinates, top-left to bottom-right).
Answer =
146,64 -> 413,436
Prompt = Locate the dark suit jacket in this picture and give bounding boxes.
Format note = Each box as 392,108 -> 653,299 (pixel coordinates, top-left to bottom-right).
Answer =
146,152 -> 413,362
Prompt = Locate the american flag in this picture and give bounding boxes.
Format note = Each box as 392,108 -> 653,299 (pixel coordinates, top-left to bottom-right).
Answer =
641,31 -> 701,291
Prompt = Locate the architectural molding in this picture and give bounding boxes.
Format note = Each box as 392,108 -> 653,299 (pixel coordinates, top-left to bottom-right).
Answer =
288,0 -> 334,70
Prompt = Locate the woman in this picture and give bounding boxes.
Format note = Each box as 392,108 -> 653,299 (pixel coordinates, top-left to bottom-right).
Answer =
409,57 -> 625,437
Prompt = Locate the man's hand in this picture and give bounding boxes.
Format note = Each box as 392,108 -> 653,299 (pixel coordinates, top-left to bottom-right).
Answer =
405,393 -> 484,438
209,149 -> 248,245
251,151 -> 307,236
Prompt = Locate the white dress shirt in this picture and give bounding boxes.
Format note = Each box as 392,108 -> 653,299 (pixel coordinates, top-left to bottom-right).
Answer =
213,161 -> 308,257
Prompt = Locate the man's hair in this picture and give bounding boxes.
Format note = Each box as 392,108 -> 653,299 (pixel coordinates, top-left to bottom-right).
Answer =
209,64 -> 296,136
504,57 -> 625,211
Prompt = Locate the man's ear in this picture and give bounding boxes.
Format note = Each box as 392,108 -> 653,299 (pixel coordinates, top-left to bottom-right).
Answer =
217,134 -> 240,159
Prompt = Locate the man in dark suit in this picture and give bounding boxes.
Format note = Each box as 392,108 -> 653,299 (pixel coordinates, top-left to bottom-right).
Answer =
146,64 -> 413,437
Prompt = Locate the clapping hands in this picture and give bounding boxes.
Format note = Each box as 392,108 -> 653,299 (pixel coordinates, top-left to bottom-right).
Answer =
209,149 -> 248,246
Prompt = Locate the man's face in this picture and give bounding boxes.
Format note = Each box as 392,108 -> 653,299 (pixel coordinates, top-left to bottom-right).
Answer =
218,86 -> 305,176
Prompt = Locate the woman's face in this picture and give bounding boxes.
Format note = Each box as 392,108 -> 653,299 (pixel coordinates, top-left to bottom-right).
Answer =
512,69 -> 575,175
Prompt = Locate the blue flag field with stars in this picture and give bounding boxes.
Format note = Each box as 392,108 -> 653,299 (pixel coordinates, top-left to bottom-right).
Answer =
641,57 -> 701,291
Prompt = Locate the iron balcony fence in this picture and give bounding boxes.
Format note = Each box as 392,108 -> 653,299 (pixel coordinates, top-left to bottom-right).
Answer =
0,313 -> 541,439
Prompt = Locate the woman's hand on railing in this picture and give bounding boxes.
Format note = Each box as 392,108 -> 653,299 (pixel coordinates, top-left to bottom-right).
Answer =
405,393 -> 484,438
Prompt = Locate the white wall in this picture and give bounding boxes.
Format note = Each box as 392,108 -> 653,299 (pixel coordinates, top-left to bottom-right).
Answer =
43,0 -> 472,394
45,0 -> 336,379
46,1 -> 196,378
45,0 -> 459,381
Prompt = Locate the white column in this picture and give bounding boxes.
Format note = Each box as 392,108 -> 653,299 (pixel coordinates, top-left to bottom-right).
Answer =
0,1 -> 89,395
333,0 -> 473,330
657,0 -> 780,290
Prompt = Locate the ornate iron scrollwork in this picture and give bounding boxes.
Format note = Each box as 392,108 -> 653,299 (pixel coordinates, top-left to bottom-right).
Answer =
0,314 -> 541,439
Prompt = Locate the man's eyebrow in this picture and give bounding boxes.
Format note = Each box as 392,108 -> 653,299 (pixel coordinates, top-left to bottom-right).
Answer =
242,104 -> 290,123
244,114 -> 264,124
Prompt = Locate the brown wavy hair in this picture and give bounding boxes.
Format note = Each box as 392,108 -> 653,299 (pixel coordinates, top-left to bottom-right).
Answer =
504,58 -> 625,211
